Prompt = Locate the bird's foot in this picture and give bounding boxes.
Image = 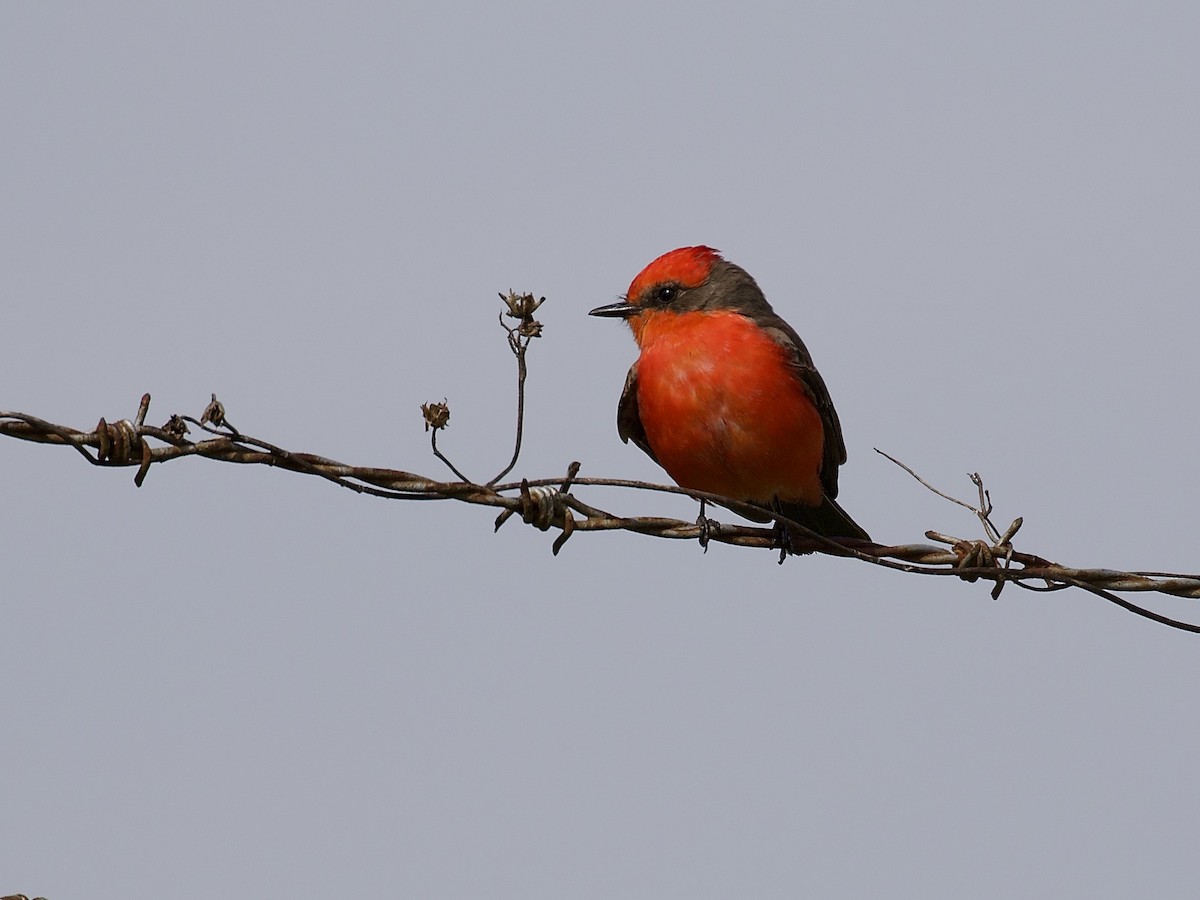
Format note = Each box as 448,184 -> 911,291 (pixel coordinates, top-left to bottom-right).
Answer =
771,520 -> 817,562
771,519 -> 794,564
696,499 -> 721,553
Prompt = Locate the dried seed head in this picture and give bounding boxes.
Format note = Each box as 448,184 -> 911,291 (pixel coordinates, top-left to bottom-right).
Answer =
421,399 -> 451,432
500,291 -> 545,338
202,394 -> 226,428
162,415 -> 190,439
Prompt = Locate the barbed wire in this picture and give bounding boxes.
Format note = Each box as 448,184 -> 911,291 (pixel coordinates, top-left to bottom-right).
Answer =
3,292 -> 1198,635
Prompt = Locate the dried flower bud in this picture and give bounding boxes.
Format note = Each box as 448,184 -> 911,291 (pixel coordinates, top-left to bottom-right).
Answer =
201,393 -> 226,428
421,399 -> 451,432
162,415 -> 190,439
501,291 -> 544,319
500,291 -> 545,338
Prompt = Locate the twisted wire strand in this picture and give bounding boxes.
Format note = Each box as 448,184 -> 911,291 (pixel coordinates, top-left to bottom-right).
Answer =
4,401 -> 1199,634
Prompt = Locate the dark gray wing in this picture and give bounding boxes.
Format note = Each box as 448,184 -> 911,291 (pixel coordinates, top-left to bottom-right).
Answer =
759,320 -> 849,501
615,362 -> 659,464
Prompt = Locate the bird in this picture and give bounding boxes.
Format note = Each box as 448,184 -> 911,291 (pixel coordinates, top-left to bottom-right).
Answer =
589,245 -> 870,542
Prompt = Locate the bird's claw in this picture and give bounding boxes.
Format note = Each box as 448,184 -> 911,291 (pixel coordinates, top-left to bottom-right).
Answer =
695,499 -> 721,553
771,519 -> 794,564
696,512 -> 721,553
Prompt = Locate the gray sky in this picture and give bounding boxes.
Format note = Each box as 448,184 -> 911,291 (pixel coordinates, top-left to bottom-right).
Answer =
3,2 -> 1199,897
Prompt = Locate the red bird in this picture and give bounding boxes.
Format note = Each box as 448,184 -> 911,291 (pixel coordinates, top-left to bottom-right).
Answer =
590,246 -> 869,542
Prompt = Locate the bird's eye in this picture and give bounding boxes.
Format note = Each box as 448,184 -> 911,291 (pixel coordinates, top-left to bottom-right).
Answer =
655,285 -> 677,304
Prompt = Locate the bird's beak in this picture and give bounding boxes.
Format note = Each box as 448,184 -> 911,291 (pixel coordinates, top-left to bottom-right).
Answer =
588,300 -> 637,319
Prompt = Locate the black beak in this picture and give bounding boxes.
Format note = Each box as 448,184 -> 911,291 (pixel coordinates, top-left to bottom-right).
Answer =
588,300 -> 636,319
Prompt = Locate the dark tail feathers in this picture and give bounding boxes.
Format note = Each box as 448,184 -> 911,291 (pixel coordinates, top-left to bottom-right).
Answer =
778,495 -> 871,542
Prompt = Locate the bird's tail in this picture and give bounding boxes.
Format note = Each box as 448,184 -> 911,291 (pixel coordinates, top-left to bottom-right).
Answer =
778,495 -> 871,542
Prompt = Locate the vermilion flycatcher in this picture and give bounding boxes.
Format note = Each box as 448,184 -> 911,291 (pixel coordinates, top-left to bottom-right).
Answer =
590,246 -> 870,541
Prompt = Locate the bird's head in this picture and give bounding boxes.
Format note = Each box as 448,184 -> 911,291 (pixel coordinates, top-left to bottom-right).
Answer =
589,246 -> 768,344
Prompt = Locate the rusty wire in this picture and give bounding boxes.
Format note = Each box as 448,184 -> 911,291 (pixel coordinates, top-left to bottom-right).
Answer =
3,291 -> 1199,634
3,400 -> 1200,633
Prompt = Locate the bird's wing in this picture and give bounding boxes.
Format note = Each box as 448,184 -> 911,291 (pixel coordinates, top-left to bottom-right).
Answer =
615,362 -> 659,464
760,320 -> 849,500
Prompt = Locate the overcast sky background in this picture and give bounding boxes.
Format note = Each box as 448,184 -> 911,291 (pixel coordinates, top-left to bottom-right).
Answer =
3,3 -> 1199,898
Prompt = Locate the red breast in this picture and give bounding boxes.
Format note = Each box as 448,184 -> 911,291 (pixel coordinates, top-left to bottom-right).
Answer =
633,307 -> 826,505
